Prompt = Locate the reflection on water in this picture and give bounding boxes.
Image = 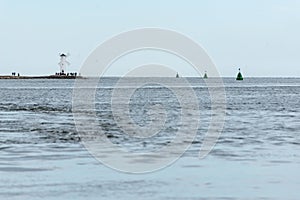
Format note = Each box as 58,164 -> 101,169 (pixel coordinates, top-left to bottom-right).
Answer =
0,78 -> 300,199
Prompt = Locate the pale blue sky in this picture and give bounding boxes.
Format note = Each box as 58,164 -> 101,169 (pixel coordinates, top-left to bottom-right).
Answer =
0,0 -> 300,76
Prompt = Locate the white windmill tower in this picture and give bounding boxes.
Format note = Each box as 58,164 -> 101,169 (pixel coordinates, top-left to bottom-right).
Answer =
58,53 -> 70,75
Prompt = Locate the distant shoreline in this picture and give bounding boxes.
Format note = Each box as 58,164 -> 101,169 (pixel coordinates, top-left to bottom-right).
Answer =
1,76 -> 300,79
0,75 -> 83,79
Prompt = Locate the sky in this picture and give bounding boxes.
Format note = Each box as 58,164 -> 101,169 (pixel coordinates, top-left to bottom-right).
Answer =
0,0 -> 300,77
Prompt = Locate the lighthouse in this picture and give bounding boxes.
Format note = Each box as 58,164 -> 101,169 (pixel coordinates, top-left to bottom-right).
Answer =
58,53 -> 70,75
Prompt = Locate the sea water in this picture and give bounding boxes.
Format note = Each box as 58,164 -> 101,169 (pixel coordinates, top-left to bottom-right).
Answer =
0,78 -> 300,200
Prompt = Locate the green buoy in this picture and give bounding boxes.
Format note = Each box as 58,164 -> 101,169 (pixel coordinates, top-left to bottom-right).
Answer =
236,68 -> 243,81
203,71 -> 208,79
176,72 -> 179,78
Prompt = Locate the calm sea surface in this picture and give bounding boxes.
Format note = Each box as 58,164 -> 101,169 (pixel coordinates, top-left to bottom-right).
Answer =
0,77 -> 300,200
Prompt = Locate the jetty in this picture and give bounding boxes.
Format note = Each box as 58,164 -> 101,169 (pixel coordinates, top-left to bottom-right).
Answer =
0,53 -> 82,79
0,75 -> 81,79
